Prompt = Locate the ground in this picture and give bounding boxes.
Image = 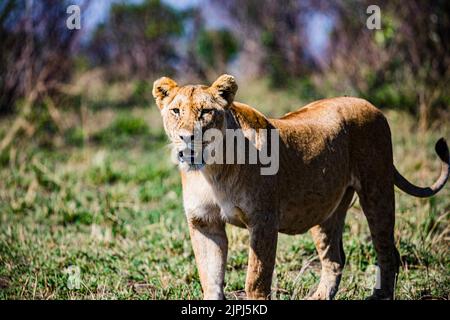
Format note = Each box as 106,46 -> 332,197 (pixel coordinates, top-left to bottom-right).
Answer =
0,78 -> 448,299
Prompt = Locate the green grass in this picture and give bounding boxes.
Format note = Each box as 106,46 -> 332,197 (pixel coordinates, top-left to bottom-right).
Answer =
0,79 -> 448,299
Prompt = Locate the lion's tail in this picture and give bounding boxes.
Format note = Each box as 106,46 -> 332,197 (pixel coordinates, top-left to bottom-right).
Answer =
394,138 -> 449,198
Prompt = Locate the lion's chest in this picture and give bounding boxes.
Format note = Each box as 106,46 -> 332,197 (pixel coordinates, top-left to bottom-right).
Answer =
182,173 -> 247,227
214,191 -> 248,228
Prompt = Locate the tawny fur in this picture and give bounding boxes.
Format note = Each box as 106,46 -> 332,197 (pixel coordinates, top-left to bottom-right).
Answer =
153,74 -> 449,300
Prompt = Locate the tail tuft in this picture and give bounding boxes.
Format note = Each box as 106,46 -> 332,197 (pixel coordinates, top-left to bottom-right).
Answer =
394,137 -> 449,198
435,138 -> 449,164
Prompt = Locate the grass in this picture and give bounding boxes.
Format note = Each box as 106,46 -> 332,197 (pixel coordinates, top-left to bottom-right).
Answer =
0,79 -> 449,299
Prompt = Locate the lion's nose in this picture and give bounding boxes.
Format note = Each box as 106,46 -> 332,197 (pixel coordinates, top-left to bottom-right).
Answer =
178,150 -> 185,161
179,134 -> 195,144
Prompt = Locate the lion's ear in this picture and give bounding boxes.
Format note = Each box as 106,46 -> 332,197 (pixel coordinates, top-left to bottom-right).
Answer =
210,74 -> 238,107
152,77 -> 178,109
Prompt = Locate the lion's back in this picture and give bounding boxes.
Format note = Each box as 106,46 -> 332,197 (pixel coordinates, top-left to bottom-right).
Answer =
276,97 -> 382,125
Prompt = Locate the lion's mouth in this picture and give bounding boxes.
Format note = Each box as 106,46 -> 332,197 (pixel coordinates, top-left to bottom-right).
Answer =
187,163 -> 205,171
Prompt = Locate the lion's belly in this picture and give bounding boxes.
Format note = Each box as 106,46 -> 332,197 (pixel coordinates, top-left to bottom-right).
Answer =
276,152 -> 352,234
277,185 -> 349,234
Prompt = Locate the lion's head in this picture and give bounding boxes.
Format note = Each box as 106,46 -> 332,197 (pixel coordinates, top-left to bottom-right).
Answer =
152,74 -> 238,171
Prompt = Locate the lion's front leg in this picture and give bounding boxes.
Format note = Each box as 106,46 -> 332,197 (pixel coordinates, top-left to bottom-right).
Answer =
188,217 -> 228,300
245,215 -> 278,300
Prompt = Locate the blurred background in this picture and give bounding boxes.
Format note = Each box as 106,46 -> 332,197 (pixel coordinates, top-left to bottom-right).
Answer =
1,0 -> 449,125
0,0 -> 448,300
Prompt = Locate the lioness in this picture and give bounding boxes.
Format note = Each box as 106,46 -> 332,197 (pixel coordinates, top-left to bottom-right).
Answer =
152,74 -> 449,300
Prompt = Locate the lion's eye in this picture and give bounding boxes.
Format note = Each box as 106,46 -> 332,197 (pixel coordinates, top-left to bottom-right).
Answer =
171,108 -> 180,116
200,109 -> 214,118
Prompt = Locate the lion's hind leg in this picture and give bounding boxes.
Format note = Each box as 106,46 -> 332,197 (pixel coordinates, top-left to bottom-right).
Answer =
307,188 -> 355,300
357,178 -> 400,300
